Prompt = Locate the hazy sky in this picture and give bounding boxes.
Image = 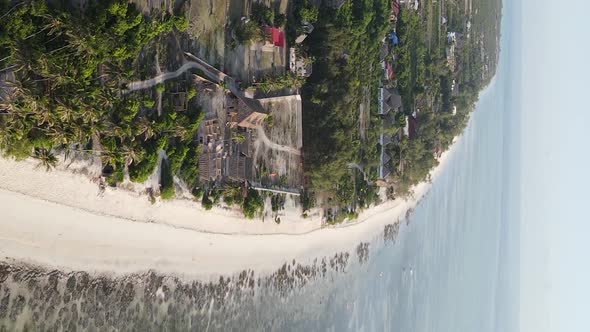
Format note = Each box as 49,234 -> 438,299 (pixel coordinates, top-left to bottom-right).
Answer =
519,0 -> 590,331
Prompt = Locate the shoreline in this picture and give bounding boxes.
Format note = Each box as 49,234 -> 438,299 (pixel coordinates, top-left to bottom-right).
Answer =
0,133 -> 459,281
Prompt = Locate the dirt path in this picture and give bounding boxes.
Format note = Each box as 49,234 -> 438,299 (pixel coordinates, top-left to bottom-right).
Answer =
125,62 -> 203,92
347,163 -> 372,184
127,51 -> 269,117
256,126 -> 301,156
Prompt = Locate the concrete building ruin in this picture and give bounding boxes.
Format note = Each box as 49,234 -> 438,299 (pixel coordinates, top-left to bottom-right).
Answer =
289,48 -> 313,77
199,119 -> 224,182
224,96 -> 270,129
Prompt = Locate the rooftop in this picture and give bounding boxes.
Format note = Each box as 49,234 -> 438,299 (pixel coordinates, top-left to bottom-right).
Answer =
264,27 -> 285,48
380,87 -> 403,114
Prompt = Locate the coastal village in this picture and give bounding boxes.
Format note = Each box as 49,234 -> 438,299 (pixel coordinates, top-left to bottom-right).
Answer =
0,0 -> 500,224
377,0 -> 468,184
157,0 -> 499,223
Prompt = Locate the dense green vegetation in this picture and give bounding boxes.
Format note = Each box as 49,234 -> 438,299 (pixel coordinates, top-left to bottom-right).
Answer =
193,182 -> 265,219
0,0 -> 203,194
300,0 -> 499,217
387,10 -> 449,194
298,0 -> 319,24
394,10 -> 428,113
159,159 -> 175,200
222,182 -> 244,207
234,20 -> 265,45
256,74 -> 306,92
387,8 -> 495,195
300,0 -> 390,208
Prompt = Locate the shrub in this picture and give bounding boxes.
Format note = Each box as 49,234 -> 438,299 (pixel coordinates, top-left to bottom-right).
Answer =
242,189 -> 264,219
187,87 -> 197,100
299,6 -> 318,23
167,144 -> 189,174
160,159 -> 175,200
300,190 -> 316,212
173,16 -> 189,31
210,188 -> 221,204
192,187 -> 203,200
235,20 -> 264,44
222,182 -> 244,206
251,3 -> 274,26
223,195 -> 235,206
202,192 -> 213,210
143,99 -> 155,108
274,13 -> 286,27
271,194 -> 286,212
106,166 -> 124,186
129,151 -> 159,183
179,144 -> 201,189
265,114 -> 274,127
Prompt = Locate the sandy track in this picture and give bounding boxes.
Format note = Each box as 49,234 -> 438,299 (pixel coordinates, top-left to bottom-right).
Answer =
125,62 -> 205,92
256,126 -> 301,156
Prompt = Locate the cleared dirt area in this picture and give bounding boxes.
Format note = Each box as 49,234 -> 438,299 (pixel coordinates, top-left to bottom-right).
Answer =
132,0 -> 167,14
134,0 -> 287,86
195,82 -> 226,120
186,0 -> 232,66
249,43 -> 286,81
225,44 -> 251,82
225,42 -> 286,85
225,42 -> 286,86
227,0 -> 288,84
251,95 -> 303,190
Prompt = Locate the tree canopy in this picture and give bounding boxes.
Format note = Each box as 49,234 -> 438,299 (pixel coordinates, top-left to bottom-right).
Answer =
0,0 -> 202,194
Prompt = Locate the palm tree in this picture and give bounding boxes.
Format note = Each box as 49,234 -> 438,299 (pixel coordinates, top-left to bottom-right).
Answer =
120,144 -> 142,167
32,148 -> 58,171
133,117 -> 156,141
55,103 -> 74,123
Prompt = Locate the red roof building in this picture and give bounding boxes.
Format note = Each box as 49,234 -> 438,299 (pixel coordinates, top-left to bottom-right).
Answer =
392,0 -> 400,17
265,27 -> 285,47
385,62 -> 395,80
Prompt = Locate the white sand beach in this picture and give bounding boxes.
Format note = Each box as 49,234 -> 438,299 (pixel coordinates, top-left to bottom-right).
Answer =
0,138 -> 457,280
